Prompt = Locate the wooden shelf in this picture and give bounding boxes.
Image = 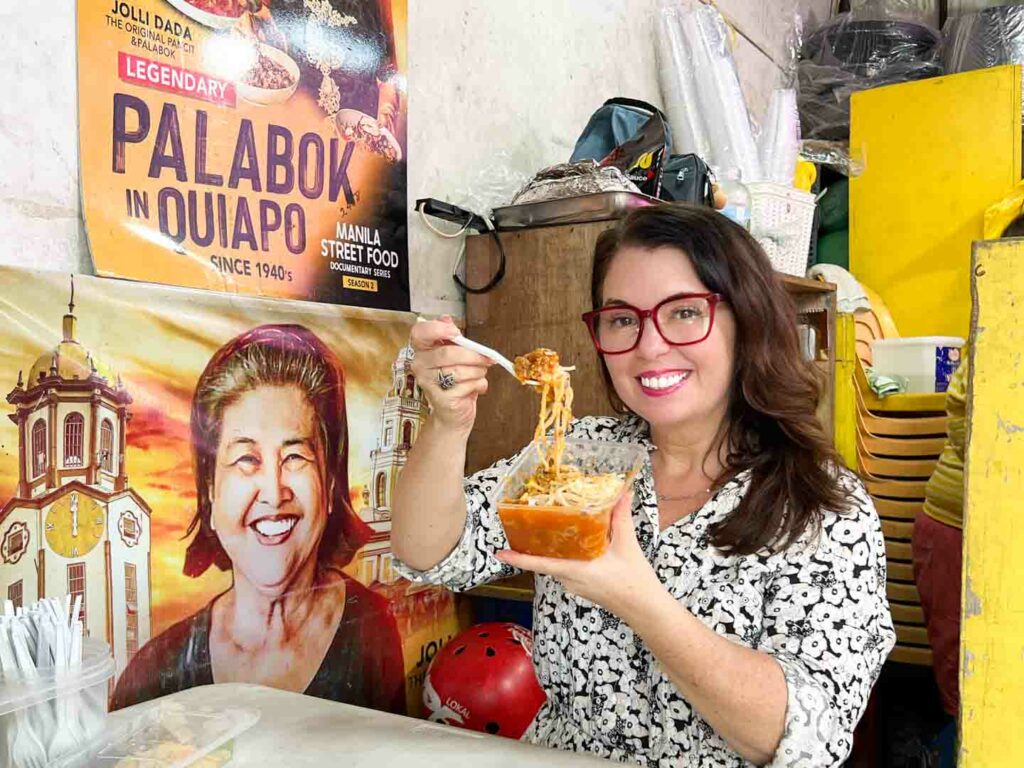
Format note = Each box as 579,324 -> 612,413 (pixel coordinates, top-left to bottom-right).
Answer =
781,275 -> 836,295
855,363 -> 947,414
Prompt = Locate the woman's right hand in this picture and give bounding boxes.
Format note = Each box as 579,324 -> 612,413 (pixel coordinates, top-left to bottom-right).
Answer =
409,316 -> 494,434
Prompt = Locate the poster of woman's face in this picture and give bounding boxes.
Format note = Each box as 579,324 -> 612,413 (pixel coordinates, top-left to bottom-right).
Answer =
0,267 -> 460,716
212,383 -> 329,590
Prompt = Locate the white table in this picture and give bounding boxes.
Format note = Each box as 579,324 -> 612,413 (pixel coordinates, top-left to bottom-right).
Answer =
107,684 -> 613,767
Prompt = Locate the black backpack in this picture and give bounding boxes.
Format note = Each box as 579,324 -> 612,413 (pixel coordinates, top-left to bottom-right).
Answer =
660,154 -> 715,207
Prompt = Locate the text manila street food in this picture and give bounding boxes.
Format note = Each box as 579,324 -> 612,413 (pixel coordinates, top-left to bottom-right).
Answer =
497,349 -> 628,560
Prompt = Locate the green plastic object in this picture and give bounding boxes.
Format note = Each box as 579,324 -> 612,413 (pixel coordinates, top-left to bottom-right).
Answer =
818,178 -> 849,234
816,229 -> 849,269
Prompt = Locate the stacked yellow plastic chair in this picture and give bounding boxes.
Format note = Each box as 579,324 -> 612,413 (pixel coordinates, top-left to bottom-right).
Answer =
851,291 -> 948,667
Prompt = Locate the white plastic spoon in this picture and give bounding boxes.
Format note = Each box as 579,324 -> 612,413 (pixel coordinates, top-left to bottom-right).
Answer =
449,335 -> 523,379
414,317 -> 538,384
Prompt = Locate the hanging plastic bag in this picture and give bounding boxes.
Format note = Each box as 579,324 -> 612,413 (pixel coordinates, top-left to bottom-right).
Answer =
759,16 -> 803,185
798,1 -> 941,139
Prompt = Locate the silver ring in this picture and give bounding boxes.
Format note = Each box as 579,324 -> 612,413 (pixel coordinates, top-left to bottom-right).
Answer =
437,368 -> 456,391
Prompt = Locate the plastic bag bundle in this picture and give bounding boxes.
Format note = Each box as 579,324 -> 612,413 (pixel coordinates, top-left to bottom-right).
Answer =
656,0 -> 762,182
657,2 -> 712,161
851,0 -> 940,28
798,2 -> 941,139
943,4 -> 1024,73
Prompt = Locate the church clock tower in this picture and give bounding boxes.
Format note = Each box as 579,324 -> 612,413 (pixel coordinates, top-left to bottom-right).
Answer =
0,280 -> 152,676
357,346 -> 428,585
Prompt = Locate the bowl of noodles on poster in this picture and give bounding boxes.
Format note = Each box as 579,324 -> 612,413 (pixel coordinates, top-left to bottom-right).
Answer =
236,43 -> 300,106
163,0 -> 250,30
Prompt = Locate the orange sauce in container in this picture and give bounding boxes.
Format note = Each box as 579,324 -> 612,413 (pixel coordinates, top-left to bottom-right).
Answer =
497,501 -> 613,560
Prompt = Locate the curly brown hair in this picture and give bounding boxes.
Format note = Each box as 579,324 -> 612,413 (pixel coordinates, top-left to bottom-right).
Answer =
591,204 -> 846,555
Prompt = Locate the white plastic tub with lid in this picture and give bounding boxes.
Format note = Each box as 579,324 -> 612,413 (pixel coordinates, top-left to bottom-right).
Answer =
870,336 -> 965,394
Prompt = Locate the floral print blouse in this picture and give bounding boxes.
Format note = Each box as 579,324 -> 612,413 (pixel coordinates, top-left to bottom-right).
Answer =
395,415 -> 895,767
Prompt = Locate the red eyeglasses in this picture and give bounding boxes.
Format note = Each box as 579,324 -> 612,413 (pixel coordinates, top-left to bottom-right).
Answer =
581,293 -> 724,355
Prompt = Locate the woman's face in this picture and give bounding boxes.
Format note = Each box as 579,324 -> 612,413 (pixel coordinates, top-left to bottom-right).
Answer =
599,245 -> 737,433
211,385 -> 327,593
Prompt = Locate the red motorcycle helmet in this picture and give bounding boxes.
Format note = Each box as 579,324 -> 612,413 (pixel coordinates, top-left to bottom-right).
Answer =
423,622 -> 546,739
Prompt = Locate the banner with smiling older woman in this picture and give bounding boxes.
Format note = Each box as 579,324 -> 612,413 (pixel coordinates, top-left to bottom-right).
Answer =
0,266 -> 464,715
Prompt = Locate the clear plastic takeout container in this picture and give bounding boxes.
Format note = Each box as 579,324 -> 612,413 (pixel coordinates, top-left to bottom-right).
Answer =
494,439 -> 647,560
0,637 -> 115,765
53,698 -> 260,768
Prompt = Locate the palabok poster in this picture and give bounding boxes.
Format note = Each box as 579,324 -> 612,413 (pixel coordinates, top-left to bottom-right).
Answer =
79,0 -> 409,310
0,267 -> 465,715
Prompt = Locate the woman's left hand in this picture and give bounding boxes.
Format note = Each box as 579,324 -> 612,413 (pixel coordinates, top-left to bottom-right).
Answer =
496,491 -> 662,618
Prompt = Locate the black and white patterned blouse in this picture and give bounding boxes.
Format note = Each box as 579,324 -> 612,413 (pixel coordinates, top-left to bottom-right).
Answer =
395,415 -> 895,767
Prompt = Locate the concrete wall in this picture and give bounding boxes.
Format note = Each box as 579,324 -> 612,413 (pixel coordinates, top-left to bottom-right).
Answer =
0,1 -> 831,318
0,1 -> 90,275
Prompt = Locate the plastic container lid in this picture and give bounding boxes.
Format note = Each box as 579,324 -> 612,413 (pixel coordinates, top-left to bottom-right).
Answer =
493,438 -> 648,515
0,637 -> 115,717
872,336 -> 965,348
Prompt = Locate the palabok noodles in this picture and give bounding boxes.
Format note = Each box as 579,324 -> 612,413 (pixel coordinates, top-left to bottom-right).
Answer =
498,349 -> 625,559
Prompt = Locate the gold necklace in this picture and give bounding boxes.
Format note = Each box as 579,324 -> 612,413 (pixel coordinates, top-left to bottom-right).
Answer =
648,446 -> 719,502
656,487 -> 712,502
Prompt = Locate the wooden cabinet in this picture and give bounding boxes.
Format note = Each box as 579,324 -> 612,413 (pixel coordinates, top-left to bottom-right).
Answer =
465,221 -> 617,474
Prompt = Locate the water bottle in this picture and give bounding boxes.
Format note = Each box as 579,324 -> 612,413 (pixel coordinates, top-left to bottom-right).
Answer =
717,168 -> 751,230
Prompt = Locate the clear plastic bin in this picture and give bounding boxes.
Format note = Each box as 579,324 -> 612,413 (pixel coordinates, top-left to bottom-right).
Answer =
494,439 -> 647,560
0,637 -> 115,766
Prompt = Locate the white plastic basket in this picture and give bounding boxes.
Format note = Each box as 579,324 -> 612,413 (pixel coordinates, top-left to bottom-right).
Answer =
748,182 -> 817,277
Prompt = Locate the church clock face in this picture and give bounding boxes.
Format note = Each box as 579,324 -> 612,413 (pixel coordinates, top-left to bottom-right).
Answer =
45,491 -> 105,558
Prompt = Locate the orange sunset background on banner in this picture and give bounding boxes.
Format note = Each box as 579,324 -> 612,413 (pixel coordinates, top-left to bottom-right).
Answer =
0,269 -> 412,634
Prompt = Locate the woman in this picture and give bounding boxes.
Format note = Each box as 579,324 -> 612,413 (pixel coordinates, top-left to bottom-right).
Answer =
393,205 -> 895,766
113,325 -> 405,713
